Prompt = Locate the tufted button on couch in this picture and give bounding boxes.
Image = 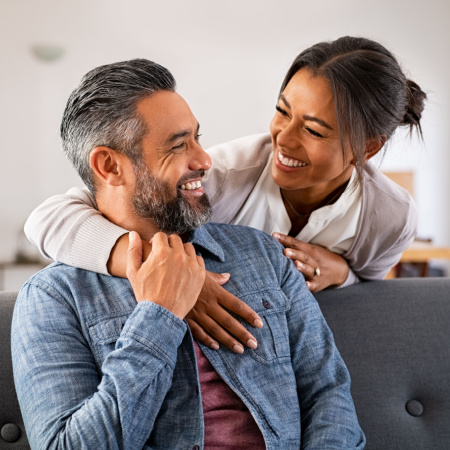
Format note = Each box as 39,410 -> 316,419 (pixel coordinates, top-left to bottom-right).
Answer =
1,277 -> 450,449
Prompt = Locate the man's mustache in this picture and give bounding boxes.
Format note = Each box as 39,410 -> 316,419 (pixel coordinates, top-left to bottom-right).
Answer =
177,170 -> 206,186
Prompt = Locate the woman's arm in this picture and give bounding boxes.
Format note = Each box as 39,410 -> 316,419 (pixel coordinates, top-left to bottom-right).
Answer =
25,188 -> 263,352
25,187 -> 127,275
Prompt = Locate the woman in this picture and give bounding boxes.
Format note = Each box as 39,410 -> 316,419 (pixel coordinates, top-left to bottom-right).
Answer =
25,36 -> 426,351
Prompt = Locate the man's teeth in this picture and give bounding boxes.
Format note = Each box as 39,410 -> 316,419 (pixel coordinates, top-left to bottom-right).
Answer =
278,152 -> 307,168
180,180 -> 202,190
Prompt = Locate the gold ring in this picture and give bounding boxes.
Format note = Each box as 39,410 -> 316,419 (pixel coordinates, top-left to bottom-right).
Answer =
314,267 -> 321,277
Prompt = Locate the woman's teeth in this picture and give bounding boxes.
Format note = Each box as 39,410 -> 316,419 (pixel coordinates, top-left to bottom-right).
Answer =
180,180 -> 202,190
278,152 -> 307,168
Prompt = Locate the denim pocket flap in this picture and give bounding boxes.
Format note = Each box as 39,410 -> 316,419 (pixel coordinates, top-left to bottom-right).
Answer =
88,315 -> 128,345
240,290 -> 290,364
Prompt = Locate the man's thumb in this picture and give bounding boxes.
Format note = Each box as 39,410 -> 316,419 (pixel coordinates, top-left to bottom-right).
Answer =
207,271 -> 230,286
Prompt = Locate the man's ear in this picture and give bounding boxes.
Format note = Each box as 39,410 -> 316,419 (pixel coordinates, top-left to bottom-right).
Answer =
364,134 -> 387,163
90,147 -> 129,186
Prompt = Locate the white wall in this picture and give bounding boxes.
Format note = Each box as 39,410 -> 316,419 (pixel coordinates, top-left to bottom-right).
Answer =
1,0 -> 449,264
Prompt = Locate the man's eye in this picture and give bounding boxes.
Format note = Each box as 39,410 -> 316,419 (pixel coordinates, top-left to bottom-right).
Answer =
171,143 -> 185,151
306,127 -> 323,138
195,133 -> 202,142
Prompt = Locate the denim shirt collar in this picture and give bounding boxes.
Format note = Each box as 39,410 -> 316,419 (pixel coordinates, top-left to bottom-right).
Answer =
189,226 -> 226,262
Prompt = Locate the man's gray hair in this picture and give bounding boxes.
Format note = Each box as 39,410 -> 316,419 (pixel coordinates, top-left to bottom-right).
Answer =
60,59 -> 176,194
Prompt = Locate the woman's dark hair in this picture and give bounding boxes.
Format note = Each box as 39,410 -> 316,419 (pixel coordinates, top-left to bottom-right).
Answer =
280,36 -> 427,179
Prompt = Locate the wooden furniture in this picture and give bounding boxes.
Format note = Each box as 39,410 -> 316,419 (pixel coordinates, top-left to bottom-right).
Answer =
383,171 -> 450,278
396,240 -> 450,277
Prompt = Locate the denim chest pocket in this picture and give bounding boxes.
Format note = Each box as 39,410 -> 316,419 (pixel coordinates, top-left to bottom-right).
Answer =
240,290 -> 291,365
87,313 -> 131,366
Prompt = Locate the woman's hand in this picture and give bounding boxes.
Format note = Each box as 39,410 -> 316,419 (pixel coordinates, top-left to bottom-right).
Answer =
186,271 -> 264,354
272,232 -> 349,292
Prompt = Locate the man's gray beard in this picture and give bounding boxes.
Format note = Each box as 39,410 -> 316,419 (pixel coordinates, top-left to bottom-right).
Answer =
131,165 -> 212,234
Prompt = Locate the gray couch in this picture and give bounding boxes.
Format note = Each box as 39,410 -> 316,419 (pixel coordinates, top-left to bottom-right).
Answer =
1,278 -> 450,449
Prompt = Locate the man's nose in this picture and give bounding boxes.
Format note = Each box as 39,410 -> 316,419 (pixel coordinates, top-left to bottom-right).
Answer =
189,143 -> 212,171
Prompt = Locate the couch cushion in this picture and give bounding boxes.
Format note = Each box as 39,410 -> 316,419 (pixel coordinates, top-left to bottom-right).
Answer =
315,278 -> 450,450
0,291 -> 29,449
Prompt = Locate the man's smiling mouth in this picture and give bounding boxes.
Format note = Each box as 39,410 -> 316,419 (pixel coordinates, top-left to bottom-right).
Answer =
179,180 -> 202,190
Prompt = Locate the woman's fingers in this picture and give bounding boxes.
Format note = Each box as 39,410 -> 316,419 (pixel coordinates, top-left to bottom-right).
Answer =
205,271 -> 263,328
186,316 -> 219,350
188,307 -> 250,354
294,259 -> 317,280
188,274 -> 262,353
272,231 -> 349,292
273,232 -> 309,251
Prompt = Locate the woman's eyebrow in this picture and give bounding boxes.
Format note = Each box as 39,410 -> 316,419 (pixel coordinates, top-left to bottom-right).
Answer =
303,115 -> 333,130
280,94 -> 291,109
280,94 -> 333,130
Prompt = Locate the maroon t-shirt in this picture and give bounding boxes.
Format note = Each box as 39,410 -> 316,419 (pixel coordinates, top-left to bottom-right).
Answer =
194,342 -> 266,449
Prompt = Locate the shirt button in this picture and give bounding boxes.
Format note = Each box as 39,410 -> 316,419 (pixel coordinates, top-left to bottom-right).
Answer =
192,446 -> 200,450
262,300 -> 271,309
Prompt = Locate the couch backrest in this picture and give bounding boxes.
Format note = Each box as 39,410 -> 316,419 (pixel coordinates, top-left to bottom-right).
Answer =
315,277 -> 450,450
0,291 -> 29,450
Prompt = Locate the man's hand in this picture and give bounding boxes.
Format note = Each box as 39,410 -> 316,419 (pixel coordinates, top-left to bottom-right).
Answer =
186,272 -> 263,353
272,233 -> 349,292
127,231 -> 205,320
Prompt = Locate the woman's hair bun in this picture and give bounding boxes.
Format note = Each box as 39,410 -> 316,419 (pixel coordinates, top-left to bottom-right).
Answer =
402,79 -> 427,133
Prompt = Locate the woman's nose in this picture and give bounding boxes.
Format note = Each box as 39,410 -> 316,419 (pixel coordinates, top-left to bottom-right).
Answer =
277,122 -> 300,149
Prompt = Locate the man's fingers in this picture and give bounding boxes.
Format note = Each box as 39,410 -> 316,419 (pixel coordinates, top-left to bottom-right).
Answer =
206,270 -> 231,286
196,254 -> 205,269
168,233 -> 183,248
126,231 -> 143,277
151,231 -> 169,249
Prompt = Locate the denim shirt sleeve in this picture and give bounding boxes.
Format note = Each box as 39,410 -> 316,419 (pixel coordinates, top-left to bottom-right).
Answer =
11,280 -> 187,450
279,255 -> 366,449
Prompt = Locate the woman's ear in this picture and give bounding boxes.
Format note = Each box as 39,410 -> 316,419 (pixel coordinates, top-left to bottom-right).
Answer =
364,134 -> 387,162
90,147 -> 129,186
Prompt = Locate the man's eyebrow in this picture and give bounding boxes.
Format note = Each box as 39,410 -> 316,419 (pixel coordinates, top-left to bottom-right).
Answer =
280,94 -> 333,130
164,123 -> 200,145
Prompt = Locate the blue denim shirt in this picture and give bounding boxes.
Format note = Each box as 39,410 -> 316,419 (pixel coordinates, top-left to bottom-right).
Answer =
12,223 -> 365,449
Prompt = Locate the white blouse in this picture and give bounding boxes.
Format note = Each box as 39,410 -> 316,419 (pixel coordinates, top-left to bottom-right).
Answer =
232,154 -> 362,256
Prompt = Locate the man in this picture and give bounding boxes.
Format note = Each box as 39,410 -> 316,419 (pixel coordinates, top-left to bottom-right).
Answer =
12,59 -> 365,449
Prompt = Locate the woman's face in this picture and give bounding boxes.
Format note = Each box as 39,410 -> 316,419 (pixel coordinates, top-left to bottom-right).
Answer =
270,68 -> 354,193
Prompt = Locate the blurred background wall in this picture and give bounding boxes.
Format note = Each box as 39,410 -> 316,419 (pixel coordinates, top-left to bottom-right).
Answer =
1,0 -> 449,273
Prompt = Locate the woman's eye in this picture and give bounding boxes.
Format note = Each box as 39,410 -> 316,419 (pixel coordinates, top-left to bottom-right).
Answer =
195,133 -> 202,142
306,127 -> 323,138
275,105 -> 288,116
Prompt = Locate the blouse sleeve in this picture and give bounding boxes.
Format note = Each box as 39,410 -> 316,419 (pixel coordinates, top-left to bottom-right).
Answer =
24,187 -> 128,275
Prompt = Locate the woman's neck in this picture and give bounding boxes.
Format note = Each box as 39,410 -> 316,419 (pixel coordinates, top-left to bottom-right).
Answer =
282,175 -> 353,237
